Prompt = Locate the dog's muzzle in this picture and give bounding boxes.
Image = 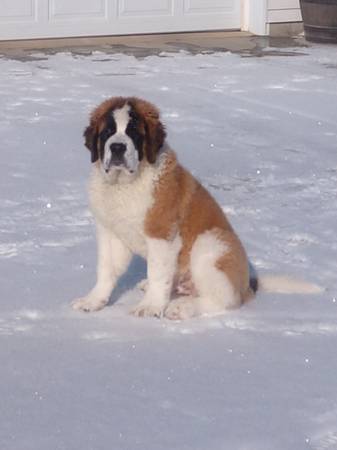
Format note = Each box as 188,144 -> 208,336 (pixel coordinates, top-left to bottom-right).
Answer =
104,143 -> 127,172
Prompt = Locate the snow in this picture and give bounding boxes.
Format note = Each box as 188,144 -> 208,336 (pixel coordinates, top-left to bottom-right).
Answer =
1,44 -> 337,450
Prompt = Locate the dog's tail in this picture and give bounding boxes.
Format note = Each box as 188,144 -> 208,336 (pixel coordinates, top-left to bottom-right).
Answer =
257,275 -> 324,295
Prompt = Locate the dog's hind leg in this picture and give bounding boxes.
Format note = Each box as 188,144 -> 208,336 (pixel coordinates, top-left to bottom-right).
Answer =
165,230 -> 245,320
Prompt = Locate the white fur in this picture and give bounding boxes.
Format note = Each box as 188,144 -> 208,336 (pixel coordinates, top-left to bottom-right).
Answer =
132,235 -> 182,318
165,230 -> 238,320
113,104 -> 131,132
72,150 -> 171,314
136,278 -> 148,291
191,231 -> 240,311
164,296 -> 197,321
258,275 -> 323,294
89,163 -> 156,257
72,224 -> 132,312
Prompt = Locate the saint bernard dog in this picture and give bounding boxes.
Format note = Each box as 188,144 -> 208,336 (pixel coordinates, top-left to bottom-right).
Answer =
72,96 -> 322,320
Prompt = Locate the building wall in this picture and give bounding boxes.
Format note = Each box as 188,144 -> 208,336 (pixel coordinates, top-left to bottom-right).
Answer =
0,0 -> 303,41
0,0 -> 241,41
267,0 -> 302,23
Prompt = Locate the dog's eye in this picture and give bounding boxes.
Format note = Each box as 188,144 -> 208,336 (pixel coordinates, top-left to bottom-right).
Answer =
129,110 -> 138,121
100,128 -> 112,140
127,117 -> 139,132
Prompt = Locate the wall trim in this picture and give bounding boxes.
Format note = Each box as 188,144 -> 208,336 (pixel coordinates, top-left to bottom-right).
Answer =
241,0 -> 269,36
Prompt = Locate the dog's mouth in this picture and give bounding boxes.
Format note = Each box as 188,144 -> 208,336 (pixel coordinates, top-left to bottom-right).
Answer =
103,160 -> 134,174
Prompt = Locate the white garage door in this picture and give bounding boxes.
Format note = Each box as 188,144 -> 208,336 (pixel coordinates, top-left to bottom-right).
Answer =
0,0 -> 241,41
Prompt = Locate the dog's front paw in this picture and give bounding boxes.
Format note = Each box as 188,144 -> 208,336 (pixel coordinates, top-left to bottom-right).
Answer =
131,297 -> 166,319
71,296 -> 108,312
164,297 -> 196,321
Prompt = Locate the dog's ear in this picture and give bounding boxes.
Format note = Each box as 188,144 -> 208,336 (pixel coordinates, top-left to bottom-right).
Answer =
144,113 -> 166,164
130,97 -> 166,164
84,122 -> 98,163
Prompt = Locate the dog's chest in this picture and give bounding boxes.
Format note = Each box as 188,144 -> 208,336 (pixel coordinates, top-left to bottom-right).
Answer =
88,168 -> 156,256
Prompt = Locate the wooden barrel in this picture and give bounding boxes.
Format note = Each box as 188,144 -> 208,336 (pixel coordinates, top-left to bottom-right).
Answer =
300,0 -> 337,43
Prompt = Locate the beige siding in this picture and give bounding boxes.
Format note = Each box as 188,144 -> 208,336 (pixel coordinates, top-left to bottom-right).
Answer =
267,0 -> 302,23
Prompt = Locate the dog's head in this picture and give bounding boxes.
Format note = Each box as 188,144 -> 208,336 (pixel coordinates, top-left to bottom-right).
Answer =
84,97 -> 166,181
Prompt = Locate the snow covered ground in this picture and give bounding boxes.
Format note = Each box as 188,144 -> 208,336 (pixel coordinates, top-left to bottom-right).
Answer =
1,43 -> 337,450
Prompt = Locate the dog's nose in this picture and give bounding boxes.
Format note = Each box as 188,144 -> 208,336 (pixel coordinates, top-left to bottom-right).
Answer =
110,143 -> 126,160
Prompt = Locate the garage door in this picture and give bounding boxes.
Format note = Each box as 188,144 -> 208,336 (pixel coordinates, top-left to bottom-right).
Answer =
0,0 -> 241,41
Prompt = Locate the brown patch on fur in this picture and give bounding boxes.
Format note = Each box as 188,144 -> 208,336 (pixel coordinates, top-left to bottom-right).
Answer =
129,98 -> 166,164
145,150 -> 252,305
83,96 -> 166,164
